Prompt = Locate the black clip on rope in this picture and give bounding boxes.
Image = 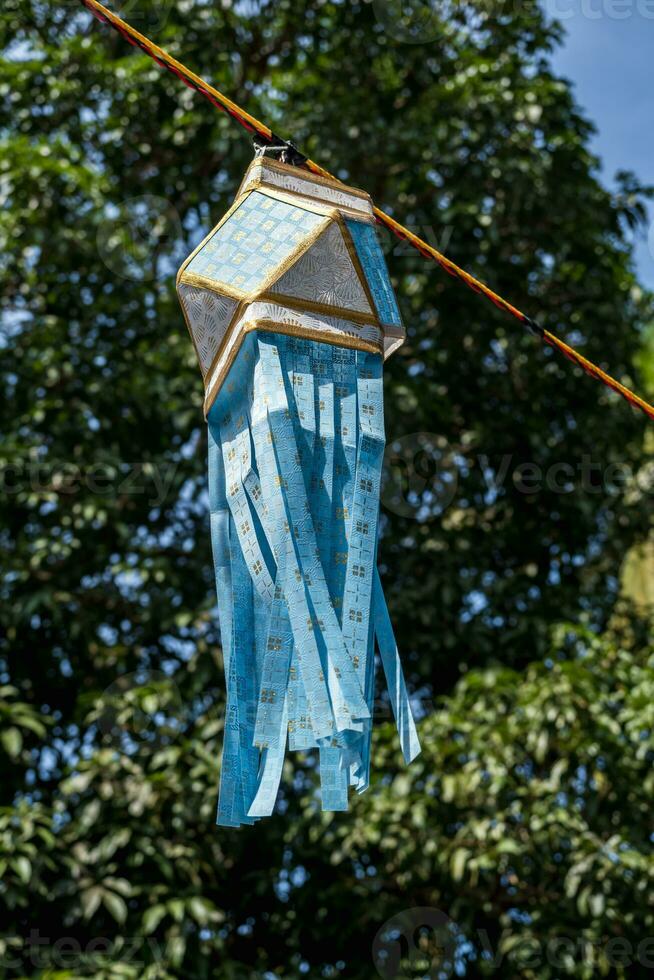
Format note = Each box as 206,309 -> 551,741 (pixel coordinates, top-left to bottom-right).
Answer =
252,132 -> 307,167
523,315 -> 545,339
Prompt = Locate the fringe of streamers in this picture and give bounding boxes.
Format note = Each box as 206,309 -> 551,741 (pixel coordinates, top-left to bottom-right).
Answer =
208,332 -> 420,826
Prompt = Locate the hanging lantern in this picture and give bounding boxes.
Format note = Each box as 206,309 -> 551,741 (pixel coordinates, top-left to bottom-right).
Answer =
177,155 -> 420,826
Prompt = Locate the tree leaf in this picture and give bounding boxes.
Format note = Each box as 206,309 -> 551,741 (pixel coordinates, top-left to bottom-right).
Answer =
102,891 -> 127,925
81,886 -> 103,920
2,727 -> 22,759
143,904 -> 167,935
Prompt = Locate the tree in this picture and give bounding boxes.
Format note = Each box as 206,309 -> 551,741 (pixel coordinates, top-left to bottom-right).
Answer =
0,0 -> 652,977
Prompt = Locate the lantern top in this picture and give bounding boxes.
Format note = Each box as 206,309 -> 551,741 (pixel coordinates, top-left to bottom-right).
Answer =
237,156 -> 375,219
177,158 -> 405,416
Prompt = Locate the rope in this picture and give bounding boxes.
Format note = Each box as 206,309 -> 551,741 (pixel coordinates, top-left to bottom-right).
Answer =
79,0 -> 654,423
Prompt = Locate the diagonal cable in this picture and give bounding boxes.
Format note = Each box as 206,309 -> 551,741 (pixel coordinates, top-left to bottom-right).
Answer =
79,0 -> 654,423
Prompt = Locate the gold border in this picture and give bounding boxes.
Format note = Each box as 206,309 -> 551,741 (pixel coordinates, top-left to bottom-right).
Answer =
255,212 -> 381,325
202,317 -> 383,417
180,270 -> 246,303
244,318 -> 381,353
246,184 -> 337,220
176,193 -> 254,378
200,297 -> 247,388
176,185 -> 338,290
176,192 -> 250,287
177,281 -> 243,381
176,188 -> 333,293
176,184 -> 403,390
261,156 -> 373,198
199,286 -> 380,408
337,214 -> 380,318
240,170 -> 376,223
258,290 -> 378,326
178,209 -> 381,327
253,213 -> 333,293
178,212 -> 333,301
238,156 -> 372,204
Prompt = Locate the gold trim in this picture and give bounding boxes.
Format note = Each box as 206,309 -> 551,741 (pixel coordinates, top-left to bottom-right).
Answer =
250,179 -> 370,218
178,213 -> 379,326
336,213 -> 380,320
199,297 -> 248,388
202,317 -> 383,417
238,155 -> 373,203
200,290 -> 381,412
176,279 -> 208,380
176,191 -> 251,287
176,184 -> 331,291
178,212 -> 333,302
203,336 -> 242,417
257,216 -> 381,325
177,281 -> 242,382
243,318 -> 382,353
235,161 -> 256,200
179,270 -> 246,303
247,183 -> 337,219
239,167 -> 376,222
176,179 -> 400,395
263,156 -> 371,196
259,290 -> 378,327
254,214 -> 332,294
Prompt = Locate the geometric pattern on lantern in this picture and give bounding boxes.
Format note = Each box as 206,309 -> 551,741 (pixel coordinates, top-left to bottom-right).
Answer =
345,218 -> 403,327
271,221 -> 372,316
184,190 -> 324,294
178,282 -> 238,376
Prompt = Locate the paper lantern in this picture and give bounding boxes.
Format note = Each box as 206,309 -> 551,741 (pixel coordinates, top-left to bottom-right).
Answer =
177,156 -> 420,826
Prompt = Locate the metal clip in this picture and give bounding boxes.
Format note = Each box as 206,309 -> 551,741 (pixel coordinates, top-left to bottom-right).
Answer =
523,315 -> 545,339
252,132 -> 307,167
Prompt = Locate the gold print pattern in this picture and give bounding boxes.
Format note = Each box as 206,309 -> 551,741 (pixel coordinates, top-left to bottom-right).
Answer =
270,223 -> 372,315
236,156 -> 375,217
176,158 -> 405,415
178,283 -> 238,377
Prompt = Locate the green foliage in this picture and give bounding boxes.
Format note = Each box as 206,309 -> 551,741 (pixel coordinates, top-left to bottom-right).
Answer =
0,0 -> 652,977
306,626 -> 654,979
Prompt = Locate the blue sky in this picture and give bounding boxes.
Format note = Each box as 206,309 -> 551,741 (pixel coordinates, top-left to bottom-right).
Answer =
550,3 -> 654,286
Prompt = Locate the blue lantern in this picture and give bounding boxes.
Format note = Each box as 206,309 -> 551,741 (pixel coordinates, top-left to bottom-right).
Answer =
177,156 -> 420,826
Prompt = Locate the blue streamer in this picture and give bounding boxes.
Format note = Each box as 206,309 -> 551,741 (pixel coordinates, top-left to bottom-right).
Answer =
207,331 -> 420,824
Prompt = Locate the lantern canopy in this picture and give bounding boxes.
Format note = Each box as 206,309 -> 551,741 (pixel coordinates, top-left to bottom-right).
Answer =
177,156 -> 420,827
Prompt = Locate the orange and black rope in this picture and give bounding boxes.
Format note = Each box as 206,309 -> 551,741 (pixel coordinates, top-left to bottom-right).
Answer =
79,0 -> 654,423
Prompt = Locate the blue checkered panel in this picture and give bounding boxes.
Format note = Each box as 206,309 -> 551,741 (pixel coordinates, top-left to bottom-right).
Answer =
186,191 -> 324,294
346,218 -> 403,327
